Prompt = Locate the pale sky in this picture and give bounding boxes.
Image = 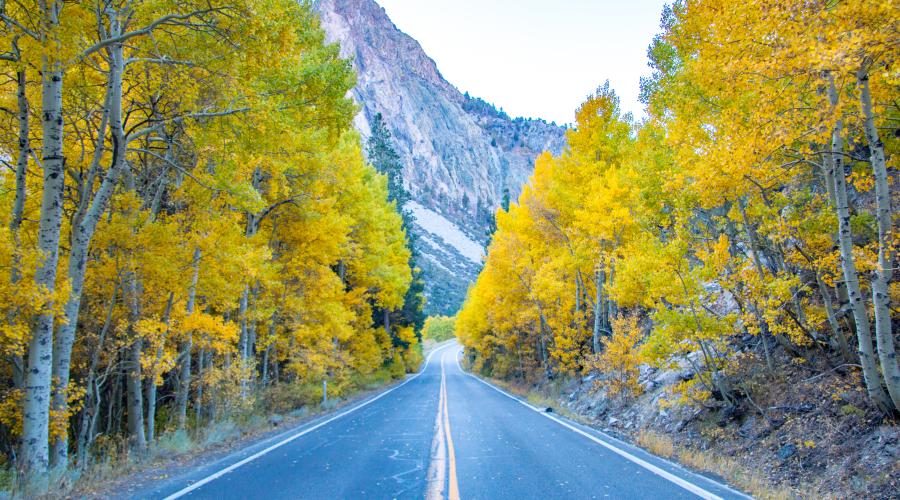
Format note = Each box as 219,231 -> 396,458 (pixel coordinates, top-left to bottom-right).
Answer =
376,0 -> 670,125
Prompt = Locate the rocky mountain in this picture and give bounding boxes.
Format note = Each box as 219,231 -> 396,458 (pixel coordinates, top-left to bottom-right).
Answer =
316,0 -> 566,315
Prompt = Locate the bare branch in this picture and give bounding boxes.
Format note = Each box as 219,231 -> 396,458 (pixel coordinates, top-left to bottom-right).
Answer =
128,147 -> 214,190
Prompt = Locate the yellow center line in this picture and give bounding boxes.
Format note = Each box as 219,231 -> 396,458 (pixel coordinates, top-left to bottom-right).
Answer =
441,352 -> 461,500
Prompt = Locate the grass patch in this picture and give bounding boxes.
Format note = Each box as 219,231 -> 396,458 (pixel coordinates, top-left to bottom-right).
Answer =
155,429 -> 194,455
635,430 -> 799,500
201,419 -> 240,447
634,429 -> 675,459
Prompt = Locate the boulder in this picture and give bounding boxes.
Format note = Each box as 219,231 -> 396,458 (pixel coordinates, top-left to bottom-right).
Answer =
778,443 -> 797,460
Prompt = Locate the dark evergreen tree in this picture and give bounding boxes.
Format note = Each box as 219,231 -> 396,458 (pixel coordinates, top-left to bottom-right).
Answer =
367,113 -> 408,207
366,113 -> 426,341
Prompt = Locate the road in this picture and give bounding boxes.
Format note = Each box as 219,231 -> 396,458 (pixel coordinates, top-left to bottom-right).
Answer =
136,343 -> 748,500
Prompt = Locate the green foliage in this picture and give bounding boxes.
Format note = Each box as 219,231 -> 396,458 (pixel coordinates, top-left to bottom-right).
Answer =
422,316 -> 456,342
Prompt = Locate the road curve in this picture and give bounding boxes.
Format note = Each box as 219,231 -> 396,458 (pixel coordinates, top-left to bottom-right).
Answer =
133,343 -> 748,499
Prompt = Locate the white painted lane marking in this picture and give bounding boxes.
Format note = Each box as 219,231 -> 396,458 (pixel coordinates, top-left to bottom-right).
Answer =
452,347 -> 752,500
163,344 -> 453,500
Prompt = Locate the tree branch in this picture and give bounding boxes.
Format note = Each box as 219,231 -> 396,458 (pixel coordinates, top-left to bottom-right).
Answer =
79,8 -> 228,59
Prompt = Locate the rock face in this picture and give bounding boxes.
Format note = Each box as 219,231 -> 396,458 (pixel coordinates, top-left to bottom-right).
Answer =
316,0 -> 566,314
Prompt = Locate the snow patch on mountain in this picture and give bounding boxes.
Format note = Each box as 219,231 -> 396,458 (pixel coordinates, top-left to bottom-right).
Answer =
407,201 -> 484,265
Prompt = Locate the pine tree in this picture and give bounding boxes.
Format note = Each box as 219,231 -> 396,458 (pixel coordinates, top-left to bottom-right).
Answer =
366,112 -> 426,340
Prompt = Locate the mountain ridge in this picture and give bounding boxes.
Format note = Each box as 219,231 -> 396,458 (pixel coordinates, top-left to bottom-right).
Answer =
316,0 -> 566,314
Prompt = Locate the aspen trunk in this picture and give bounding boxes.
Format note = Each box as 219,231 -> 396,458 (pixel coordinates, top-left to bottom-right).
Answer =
176,248 -> 201,429
247,284 -> 259,365
76,283 -> 118,466
815,273 -> 852,362
236,209 -> 259,399
50,31 -> 126,468
145,379 -> 157,444
261,312 -> 278,386
146,293 -> 174,444
9,69 -> 30,390
574,271 -> 582,316
125,272 -> 146,449
21,1 -> 66,476
738,199 -> 776,372
126,338 -> 146,449
10,69 -> 28,258
106,354 -> 122,436
213,352 -> 225,420
858,68 -> 899,411
239,286 -> 250,361
607,262 -> 617,321
272,345 -> 280,383
238,285 -> 251,398
537,308 -> 550,376
195,348 -> 205,427
822,153 -> 837,208
238,199 -> 260,369
827,76 -> 891,412
592,268 -> 604,354
261,345 -> 271,387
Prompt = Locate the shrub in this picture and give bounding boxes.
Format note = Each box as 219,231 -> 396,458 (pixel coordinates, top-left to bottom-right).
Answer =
422,316 -> 456,342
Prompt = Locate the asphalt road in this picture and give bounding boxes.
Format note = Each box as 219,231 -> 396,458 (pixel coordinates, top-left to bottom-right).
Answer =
137,343 -> 749,500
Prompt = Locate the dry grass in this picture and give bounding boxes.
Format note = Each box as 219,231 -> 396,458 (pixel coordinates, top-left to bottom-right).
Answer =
635,429 -> 801,500
634,429 -> 675,458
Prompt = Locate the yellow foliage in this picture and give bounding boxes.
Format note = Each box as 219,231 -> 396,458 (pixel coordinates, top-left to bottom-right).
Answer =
593,315 -> 645,399
457,0 -> 896,413
0,0 -> 420,460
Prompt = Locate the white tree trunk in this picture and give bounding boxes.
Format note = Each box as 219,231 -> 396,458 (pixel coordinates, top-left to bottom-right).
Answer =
238,284 -> 250,398
10,69 -> 29,249
195,348 -> 205,426
592,268 -> 604,354
75,282 -> 118,466
176,248 -> 201,429
857,68 -> 899,411
50,22 -> 127,467
9,69 -> 30,390
125,270 -> 146,449
146,294 -> 174,444
21,0 -> 65,477
827,76 -> 891,412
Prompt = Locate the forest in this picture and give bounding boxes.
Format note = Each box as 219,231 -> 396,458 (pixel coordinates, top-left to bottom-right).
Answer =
458,0 -> 898,419
0,0 -> 424,490
1,0 -> 898,495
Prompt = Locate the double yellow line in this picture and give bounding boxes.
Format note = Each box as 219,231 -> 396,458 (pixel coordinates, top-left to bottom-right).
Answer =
426,351 -> 460,500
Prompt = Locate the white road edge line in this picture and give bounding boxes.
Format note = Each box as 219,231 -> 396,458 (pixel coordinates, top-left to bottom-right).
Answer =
163,343 -> 453,500
453,347 -> 752,500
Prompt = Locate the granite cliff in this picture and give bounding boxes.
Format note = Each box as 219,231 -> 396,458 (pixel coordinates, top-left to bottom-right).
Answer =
317,0 -> 566,314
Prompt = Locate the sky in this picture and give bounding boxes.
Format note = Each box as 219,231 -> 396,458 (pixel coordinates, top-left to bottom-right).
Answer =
376,0 -> 670,125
